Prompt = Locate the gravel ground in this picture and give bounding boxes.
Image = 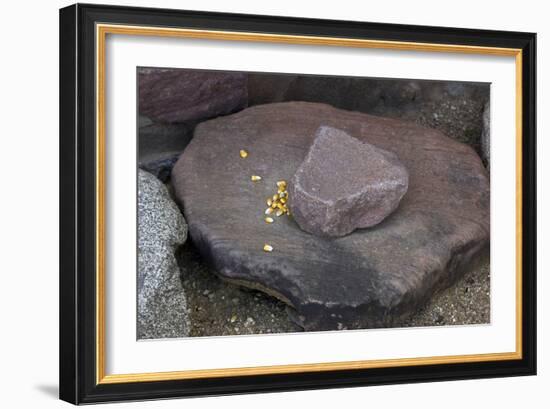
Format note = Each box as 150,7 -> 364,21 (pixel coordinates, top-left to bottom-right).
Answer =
177,241 -> 489,337
403,255 -> 490,327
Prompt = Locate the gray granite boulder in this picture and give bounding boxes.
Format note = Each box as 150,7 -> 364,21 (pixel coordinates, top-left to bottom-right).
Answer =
172,102 -> 489,331
481,101 -> 490,168
138,170 -> 190,339
289,126 -> 409,237
138,68 -> 247,123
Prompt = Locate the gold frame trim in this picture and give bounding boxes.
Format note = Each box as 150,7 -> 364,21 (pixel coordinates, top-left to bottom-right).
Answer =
95,23 -> 523,385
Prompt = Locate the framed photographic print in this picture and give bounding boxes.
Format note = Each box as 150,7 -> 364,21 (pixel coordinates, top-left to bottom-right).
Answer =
59,3 -> 536,404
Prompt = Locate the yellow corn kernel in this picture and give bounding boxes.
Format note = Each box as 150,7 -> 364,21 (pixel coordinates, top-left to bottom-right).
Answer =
239,150 -> 248,158
251,175 -> 262,182
263,244 -> 273,252
265,217 -> 274,224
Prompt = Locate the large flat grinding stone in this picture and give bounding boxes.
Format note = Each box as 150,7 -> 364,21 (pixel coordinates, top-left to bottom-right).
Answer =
172,102 -> 489,331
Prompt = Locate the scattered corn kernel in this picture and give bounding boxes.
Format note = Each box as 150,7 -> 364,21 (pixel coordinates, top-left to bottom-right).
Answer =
262,181 -> 290,224
242,168 -> 288,234
263,244 -> 273,252
239,150 -> 248,158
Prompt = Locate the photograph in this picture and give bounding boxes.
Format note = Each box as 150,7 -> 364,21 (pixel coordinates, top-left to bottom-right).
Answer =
137,67 -> 491,339
56,3 -> 537,404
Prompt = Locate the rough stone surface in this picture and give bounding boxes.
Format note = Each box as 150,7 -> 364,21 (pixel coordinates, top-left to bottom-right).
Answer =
481,101 -> 490,168
140,151 -> 181,183
138,114 -> 195,182
138,68 -> 247,123
139,115 -> 194,159
290,126 -> 408,237
138,170 -> 190,339
248,74 -> 489,155
172,102 -> 490,331
139,115 -> 154,128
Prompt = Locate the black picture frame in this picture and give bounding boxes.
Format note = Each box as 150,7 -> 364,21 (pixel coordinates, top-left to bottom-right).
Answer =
59,3 -> 536,404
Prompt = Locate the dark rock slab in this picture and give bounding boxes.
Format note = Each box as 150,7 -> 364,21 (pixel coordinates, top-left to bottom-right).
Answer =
139,115 -> 195,159
290,126 -> 408,237
139,151 -> 181,183
138,170 -> 189,339
172,102 -> 489,331
138,115 -> 194,182
247,73 -> 489,153
138,68 -> 247,123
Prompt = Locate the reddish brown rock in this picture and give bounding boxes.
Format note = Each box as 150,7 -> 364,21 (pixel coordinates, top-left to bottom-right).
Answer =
289,126 -> 408,237
172,102 -> 489,331
138,68 -> 247,123
247,73 -> 489,150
